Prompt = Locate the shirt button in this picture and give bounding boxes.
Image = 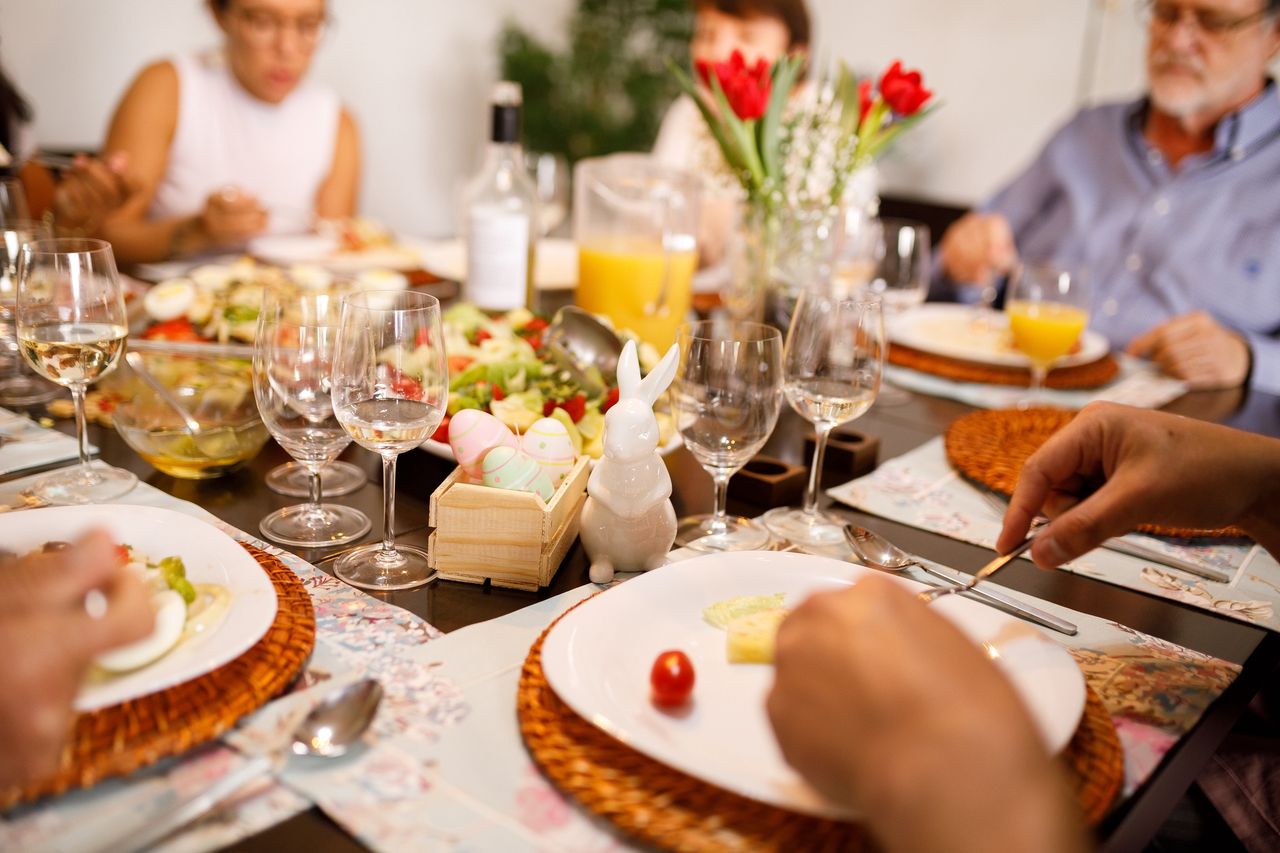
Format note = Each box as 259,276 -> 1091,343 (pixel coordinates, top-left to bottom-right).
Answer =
1153,197 -> 1170,216
1126,253 -> 1143,272
1231,146 -> 1246,161
1147,149 -> 1163,166
1102,298 -> 1119,317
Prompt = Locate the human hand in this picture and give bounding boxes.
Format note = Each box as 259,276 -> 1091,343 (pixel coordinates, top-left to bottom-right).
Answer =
998,402 -> 1280,568
1126,311 -> 1250,390
938,212 -> 1016,287
0,531 -> 154,787
51,153 -> 134,237
197,187 -> 268,247
767,575 -> 1086,853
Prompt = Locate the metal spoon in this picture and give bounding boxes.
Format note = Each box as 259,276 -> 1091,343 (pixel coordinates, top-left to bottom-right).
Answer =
545,305 -> 624,395
84,679 -> 384,853
844,525 -> 1076,635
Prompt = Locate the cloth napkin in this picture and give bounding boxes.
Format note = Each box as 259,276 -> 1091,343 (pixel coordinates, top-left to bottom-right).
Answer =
828,438 -> 1280,631
0,408 -> 89,478
885,353 -> 1187,410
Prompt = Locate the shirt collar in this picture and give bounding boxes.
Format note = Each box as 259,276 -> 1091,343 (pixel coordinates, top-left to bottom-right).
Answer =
1128,79 -> 1280,163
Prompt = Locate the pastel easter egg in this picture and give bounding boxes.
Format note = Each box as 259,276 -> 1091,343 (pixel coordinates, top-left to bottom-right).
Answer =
521,417 -> 577,487
481,446 -> 557,502
448,409 -> 518,479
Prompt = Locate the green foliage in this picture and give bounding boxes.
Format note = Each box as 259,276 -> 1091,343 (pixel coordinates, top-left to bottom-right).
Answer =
499,0 -> 694,163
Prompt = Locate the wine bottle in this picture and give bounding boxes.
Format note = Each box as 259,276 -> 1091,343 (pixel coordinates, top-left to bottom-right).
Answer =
460,82 -> 539,311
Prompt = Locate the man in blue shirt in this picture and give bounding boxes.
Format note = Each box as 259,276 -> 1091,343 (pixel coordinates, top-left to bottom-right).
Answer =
937,0 -> 1280,394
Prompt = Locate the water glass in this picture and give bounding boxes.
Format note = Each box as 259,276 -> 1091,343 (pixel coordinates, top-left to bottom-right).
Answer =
763,293 -> 884,546
0,218 -> 59,405
331,291 -> 447,590
673,320 -> 783,551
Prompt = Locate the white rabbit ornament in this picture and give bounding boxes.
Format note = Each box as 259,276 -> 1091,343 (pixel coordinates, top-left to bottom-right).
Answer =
580,340 -> 680,584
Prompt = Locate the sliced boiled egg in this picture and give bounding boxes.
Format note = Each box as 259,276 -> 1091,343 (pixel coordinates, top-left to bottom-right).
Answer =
143,279 -> 197,322
187,288 -> 214,325
96,589 -> 186,672
189,264 -> 235,292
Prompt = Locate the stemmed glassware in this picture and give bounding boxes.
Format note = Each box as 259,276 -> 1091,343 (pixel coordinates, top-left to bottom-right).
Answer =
331,290 -> 447,590
254,289 -> 372,548
0,218 -> 60,405
762,292 -> 885,546
1005,262 -> 1090,407
15,238 -> 137,503
527,151 -> 570,236
0,177 -> 30,225
672,320 -> 783,551
265,458 -> 366,498
867,218 -> 930,406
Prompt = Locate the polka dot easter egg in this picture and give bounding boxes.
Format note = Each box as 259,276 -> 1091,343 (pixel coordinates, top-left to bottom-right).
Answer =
521,417 -> 577,487
448,409 -> 519,480
481,445 -> 556,502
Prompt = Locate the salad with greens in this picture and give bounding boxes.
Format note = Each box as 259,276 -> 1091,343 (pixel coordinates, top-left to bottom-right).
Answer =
434,304 -> 673,458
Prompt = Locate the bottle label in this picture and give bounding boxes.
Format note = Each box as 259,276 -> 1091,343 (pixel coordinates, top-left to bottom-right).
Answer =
466,207 -> 530,310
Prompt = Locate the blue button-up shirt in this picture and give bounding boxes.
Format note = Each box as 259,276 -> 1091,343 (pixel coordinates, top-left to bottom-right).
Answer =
958,83 -> 1280,393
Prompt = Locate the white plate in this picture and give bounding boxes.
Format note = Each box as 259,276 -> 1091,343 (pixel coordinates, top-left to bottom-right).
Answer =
888,303 -> 1108,369
540,551 -> 1085,820
0,505 -> 278,712
415,238 -> 578,291
248,234 -> 431,273
418,432 -> 682,465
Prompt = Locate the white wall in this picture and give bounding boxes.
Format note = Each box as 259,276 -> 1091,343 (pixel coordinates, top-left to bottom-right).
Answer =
0,0 -> 1166,230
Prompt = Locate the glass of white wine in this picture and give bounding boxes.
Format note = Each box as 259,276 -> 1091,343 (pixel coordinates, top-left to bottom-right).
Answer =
16,238 -> 137,503
254,289 -> 372,548
763,292 -> 884,546
0,218 -> 60,406
331,290 -> 447,590
672,320 -> 783,551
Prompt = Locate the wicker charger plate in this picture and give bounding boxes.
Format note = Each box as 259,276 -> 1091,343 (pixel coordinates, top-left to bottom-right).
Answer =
945,408 -> 1246,539
889,344 -> 1120,390
0,542 -> 316,808
518,600 -> 1122,851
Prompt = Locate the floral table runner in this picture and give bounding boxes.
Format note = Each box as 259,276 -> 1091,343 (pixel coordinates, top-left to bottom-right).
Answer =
0,471 -> 1247,852
886,354 -> 1187,410
828,437 -> 1280,631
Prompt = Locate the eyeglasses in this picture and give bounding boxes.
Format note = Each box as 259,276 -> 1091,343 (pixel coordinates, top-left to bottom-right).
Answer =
231,6 -> 329,46
1142,1 -> 1274,39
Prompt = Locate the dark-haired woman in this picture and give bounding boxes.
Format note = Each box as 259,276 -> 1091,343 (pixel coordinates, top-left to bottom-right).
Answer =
97,0 -> 360,264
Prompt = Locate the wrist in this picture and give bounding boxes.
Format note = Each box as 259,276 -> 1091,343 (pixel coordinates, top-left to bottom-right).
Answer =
167,216 -> 207,259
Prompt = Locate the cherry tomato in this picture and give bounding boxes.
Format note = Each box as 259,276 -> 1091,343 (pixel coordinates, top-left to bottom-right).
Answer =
431,415 -> 451,443
601,386 -> 620,414
650,650 -> 695,707
389,373 -> 424,399
141,318 -> 204,342
558,393 -> 587,423
414,327 -> 432,348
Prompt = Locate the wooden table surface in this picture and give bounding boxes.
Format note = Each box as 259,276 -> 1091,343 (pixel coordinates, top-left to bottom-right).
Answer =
27,374 -> 1280,852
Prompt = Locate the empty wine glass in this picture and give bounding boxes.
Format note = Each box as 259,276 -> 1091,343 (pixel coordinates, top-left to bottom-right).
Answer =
265,459 -> 366,498
762,292 -> 884,546
254,289 -> 372,547
0,218 -> 60,405
331,290 -> 447,590
673,320 -> 783,551
867,218 -> 930,406
1006,262 -> 1090,408
16,238 -> 137,503
526,152 -> 569,236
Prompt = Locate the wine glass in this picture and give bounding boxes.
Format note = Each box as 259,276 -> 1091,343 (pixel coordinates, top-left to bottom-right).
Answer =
866,218 -> 930,406
265,459 -> 366,498
526,152 -> 569,236
1005,262 -> 1090,407
331,290 -> 447,590
254,289 -> 372,548
0,219 -> 60,405
15,238 -> 137,503
0,177 -> 30,226
672,320 -> 783,551
762,292 -> 885,546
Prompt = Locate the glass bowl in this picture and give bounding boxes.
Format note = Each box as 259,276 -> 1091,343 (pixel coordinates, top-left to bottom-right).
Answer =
110,354 -> 269,479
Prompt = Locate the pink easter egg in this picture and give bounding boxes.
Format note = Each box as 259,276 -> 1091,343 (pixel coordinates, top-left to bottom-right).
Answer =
448,409 -> 518,479
521,417 -> 577,487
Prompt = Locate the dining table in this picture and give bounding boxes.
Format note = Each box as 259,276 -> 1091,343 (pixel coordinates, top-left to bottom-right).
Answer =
6,328 -> 1280,852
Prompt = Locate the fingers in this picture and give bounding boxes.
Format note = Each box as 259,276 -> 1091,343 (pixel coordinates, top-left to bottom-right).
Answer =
80,565 -> 155,655
204,188 -> 268,244
1126,313 -> 1249,389
1,530 -> 125,614
1030,476 -> 1147,567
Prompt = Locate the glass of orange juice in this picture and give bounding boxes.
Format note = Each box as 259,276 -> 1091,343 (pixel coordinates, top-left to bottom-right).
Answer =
574,154 -> 699,352
1006,262 -> 1090,407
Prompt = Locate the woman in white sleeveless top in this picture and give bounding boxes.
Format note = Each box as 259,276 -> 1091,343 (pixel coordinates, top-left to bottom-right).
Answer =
98,0 -> 358,264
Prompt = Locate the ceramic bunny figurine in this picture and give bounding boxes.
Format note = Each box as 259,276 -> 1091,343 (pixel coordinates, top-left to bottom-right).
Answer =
580,339 -> 680,584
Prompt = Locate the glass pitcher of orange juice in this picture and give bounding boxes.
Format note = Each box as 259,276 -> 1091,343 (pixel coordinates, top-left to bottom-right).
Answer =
573,154 -> 699,351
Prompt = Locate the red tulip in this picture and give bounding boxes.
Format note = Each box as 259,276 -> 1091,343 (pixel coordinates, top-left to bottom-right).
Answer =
696,50 -> 772,121
878,60 -> 932,117
858,78 -> 874,125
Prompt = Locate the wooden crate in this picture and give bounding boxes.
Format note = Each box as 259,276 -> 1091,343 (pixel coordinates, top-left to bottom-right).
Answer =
427,455 -> 590,591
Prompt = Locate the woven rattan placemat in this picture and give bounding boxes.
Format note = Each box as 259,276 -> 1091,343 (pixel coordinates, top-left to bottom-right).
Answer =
1,542 -> 316,808
889,344 -> 1120,390
944,408 -> 1246,539
518,600 -> 1121,850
